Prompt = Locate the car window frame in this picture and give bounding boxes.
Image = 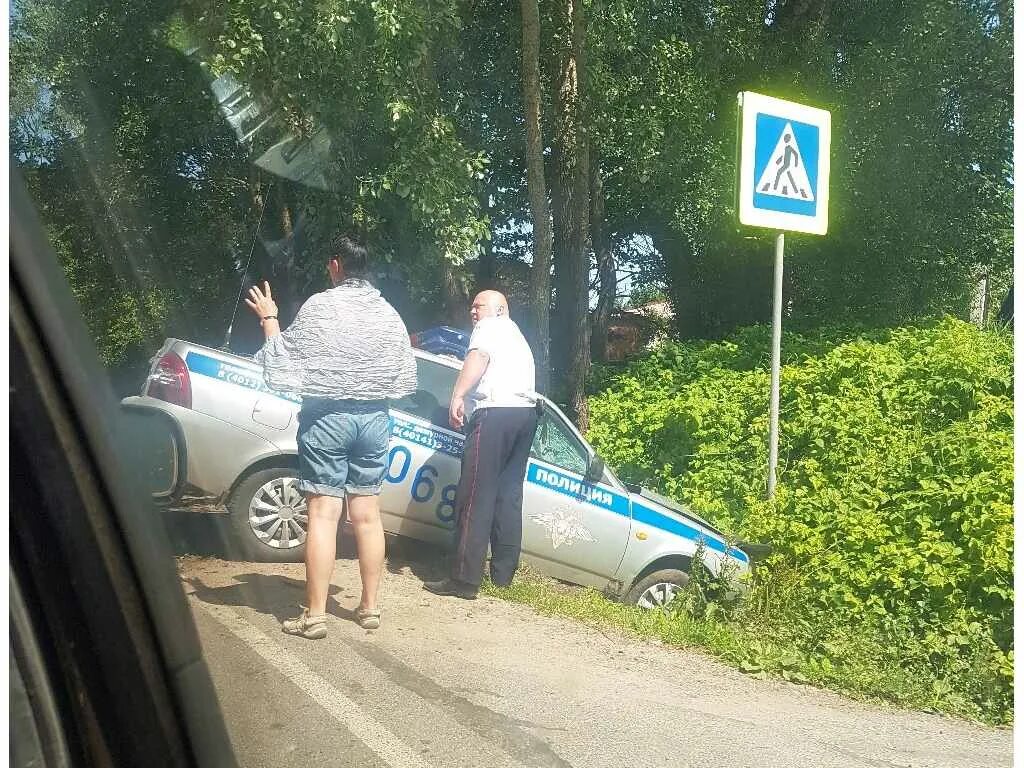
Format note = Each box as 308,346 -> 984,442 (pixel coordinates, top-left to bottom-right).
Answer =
533,398 -> 624,490
390,352 -> 461,428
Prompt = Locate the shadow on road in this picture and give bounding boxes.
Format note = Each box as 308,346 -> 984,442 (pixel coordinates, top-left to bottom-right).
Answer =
164,508 -> 453,601
185,572 -> 337,623
159,508 -> 240,558
383,535 -> 449,583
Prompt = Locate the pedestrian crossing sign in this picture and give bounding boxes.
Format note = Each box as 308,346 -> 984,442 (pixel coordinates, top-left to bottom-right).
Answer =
737,92 -> 831,235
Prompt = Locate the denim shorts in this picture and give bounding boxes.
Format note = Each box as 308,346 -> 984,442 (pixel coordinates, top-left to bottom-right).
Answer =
296,399 -> 391,497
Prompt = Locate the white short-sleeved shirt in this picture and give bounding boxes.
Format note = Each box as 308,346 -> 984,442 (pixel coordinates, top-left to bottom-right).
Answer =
467,316 -> 536,410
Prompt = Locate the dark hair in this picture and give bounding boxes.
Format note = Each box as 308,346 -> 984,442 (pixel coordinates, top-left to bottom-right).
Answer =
329,234 -> 369,279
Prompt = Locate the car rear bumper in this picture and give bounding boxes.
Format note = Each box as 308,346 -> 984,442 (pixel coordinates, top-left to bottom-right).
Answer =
120,395 -> 287,501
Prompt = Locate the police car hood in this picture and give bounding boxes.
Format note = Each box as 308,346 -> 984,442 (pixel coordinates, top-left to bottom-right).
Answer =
632,486 -> 723,535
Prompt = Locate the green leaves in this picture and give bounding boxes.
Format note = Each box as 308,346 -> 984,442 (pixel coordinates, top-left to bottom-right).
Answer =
589,0 -> 1011,335
588,318 -> 1013,722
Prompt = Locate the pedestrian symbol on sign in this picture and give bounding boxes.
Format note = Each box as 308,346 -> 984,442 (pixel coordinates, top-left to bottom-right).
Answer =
756,124 -> 814,202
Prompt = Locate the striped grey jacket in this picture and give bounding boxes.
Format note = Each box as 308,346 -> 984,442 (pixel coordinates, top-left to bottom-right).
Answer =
255,279 -> 417,401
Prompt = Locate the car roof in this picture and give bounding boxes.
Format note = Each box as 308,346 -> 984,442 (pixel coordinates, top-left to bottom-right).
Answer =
413,347 -> 463,369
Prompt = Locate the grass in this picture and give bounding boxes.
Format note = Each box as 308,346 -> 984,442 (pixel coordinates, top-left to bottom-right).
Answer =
480,565 -> 1010,727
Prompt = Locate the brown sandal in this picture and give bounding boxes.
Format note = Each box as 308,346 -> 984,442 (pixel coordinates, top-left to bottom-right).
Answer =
282,610 -> 328,639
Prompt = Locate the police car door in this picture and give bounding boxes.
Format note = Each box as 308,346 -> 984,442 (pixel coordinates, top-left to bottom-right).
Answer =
521,406 -> 631,590
379,355 -> 464,546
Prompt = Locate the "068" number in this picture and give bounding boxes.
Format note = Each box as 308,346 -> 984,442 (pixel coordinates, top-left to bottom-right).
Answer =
385,446 -> 457,524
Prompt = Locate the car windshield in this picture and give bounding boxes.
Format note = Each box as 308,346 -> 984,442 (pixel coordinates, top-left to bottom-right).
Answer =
9,0 -> 1015,765
532,410 -> 589,476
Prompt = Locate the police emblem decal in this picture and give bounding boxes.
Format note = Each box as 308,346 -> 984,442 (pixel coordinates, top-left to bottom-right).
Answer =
530,506 -> 596,550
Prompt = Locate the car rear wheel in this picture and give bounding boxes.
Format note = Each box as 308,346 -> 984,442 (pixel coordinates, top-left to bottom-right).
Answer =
624,568 -> 690,610
227,468 -> 308,563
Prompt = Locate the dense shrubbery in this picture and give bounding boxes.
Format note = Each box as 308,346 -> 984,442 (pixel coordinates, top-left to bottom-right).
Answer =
587,318 -> 1013,723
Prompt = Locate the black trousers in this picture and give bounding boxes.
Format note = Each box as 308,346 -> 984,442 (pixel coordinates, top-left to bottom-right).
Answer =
451,406 -> 539,587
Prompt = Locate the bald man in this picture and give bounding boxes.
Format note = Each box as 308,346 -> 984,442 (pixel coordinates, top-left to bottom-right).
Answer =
425,291 -> 539,599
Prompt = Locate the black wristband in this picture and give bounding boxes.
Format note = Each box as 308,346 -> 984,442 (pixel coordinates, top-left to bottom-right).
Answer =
261,315 -> 278,321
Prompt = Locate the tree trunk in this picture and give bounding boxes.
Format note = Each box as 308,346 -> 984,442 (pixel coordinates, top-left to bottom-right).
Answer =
520,0 -> 554,393
279,190 -> 294,242
970,273 -> 990,327
551,0 -> 590,431
276,185 -> 298,311
550,151 -> 569,373
442,261 -> 469,327
263,182 -> 302,324
477,189 -> 497,290
477,228 -> 497,291
651,223 -> 702,339
590,156 -> 615,362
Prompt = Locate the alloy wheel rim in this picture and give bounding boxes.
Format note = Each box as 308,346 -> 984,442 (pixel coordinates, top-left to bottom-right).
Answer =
248,477 -> 308,549
637,582 -> 680,609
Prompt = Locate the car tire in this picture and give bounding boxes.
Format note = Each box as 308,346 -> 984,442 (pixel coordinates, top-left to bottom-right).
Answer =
227,467 -> 308,563
624,568 -> 690,609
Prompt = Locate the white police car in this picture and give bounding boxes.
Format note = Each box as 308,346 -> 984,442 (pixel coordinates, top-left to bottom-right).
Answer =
122,337 -> 756,608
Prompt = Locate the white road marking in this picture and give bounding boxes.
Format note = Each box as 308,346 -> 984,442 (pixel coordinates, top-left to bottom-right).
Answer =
192,599 -> 434,768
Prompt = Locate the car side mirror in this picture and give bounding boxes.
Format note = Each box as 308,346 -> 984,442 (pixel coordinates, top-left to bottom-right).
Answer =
584,455 -> 605,484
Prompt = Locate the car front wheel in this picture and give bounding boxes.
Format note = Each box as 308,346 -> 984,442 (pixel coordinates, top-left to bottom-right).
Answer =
227,468 -> 308,563
624,568 -> 690,609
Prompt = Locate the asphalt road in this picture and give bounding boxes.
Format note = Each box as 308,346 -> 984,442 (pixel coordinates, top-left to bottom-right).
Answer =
175,541 -> 1011,768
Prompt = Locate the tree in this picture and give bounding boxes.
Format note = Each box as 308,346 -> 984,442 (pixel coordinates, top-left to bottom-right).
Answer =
551,0 -> 592,430
11,0 -> 1013,387
590,156 -> 617,362
586,0 -> 1012,337
12,0 -> 255,379
519,0 -> 555,392
11,0 -> 498,372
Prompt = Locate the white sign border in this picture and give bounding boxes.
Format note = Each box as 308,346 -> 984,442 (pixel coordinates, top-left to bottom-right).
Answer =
738,91 -> 831,236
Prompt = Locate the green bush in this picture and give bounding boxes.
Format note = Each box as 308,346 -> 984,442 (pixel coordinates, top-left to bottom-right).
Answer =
587,318 -> 1013,723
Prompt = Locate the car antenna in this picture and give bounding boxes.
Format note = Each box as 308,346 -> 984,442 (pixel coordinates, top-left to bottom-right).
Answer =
222,181 -> 273,351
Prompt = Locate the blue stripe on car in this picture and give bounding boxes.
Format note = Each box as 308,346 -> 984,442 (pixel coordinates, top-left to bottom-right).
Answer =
632,503 -> 749,563
390,414 -> 464,458
185,351 -> 302,404
527,464 -> 747,565
526,463 -> 630,516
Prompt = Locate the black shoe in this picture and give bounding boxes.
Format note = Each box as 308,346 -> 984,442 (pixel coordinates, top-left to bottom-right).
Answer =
423,578 -> 478,600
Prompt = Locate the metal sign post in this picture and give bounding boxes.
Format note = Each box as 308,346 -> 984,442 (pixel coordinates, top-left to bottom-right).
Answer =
767,231 -> 784,497
737,92 -> 831,498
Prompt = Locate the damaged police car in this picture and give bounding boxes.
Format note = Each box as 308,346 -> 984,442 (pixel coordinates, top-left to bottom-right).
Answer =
123,337 -> 757,608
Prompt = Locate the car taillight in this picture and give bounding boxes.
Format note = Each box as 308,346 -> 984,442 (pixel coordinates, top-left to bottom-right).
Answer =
145,352 -> 192,409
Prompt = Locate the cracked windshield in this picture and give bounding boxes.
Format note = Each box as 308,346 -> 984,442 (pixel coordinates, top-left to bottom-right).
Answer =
10,0 -> 1014,765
